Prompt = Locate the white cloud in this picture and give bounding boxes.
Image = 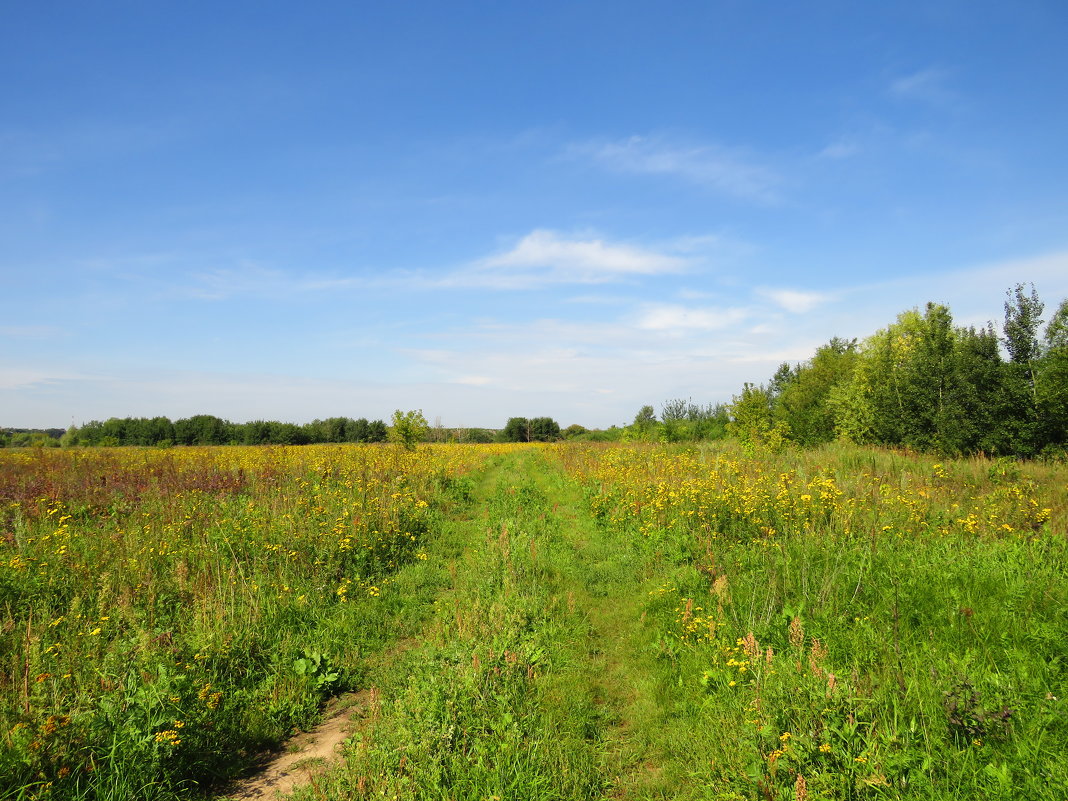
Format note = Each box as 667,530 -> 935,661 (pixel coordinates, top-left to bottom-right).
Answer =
446,229 -> 688,289
425,318 -> 626,350
0,366 -> 89,390
563,293 -> 633,305
400,314 -> 786,418
573,135 -> 780,202
725,344 -> 823,364
487,230 -> 679,275
670,234 -> 733,253
636,304 -> 750,332
9,244 -> 1067,431
677,288 -> 720,300
393,249 -> 1068,421
757,288 -> 832,314
840,250 -> 1068,314
102,230 -> 728,300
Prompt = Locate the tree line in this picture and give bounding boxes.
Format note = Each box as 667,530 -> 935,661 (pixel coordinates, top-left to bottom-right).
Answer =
7,283 -> 1063,457
627,284 -> 1067,457
1,415 -> 569,448
0,428 -> 66,448
53,415 -> 391,447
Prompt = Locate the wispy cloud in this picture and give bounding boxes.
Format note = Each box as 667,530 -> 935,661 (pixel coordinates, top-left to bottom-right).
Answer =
86,251 -> 374,303
444,229 -> 688,289
563,294 -> 633,305
13,249 -> 1062,429
818,139 -> 861,160
401,308 -> 818,414
636,303 -> 751,333
0,120 -> 188,178
837,249 -> 1068,329
0,324 -> 67,339
183,264 -> 287,300
756,288 -> 832,314
889,67 -> 955,105
0,366 -> 88,390
106,232 -> 689,299
571,135 -> 780,202
677,288 -> 721,301
179,263 -> 369,300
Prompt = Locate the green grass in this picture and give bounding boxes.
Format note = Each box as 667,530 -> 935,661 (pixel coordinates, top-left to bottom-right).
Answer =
0,445 -> 490,799
3,442 -> 1066,799
305,442 -> 1068,800
299,449 -> 610,800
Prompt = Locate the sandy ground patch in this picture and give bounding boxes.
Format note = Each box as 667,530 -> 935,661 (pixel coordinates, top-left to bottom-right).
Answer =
220,690 -> 372,800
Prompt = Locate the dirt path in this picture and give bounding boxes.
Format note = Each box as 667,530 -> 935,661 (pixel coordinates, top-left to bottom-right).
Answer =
217,449 -> 677,799
220,691 -> 373,800
213,456 -> 511,801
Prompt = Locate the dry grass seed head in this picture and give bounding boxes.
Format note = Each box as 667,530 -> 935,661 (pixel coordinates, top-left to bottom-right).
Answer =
808,638 -> 828,677
742,632 -> 760,660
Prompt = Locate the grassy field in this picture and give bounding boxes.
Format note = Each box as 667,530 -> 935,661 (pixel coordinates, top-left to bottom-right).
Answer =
2,442 -> 1066,799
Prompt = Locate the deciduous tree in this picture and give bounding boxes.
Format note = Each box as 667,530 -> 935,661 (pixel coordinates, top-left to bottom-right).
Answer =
389,409 -> 429,450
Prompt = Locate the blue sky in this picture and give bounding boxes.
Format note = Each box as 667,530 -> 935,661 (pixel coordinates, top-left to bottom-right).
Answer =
3,0 -> 1067,429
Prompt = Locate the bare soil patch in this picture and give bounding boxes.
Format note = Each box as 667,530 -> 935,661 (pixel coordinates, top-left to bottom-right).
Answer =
219,690 -> 371,800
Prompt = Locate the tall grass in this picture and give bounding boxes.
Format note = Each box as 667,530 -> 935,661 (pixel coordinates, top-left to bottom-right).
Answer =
0,444 -> 495,799
5,441 -> 1066,799
303,451 -> 610,800
562,440 -> 1068,799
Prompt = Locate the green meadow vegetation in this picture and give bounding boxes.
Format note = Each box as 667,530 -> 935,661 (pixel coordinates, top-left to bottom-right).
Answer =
3,440 -> 1065,800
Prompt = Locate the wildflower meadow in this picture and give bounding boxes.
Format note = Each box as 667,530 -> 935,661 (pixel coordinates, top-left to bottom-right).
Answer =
2,441 -> 1066,799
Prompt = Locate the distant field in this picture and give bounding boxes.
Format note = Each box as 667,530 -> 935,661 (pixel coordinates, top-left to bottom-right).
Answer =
2,443 -> 1066,800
